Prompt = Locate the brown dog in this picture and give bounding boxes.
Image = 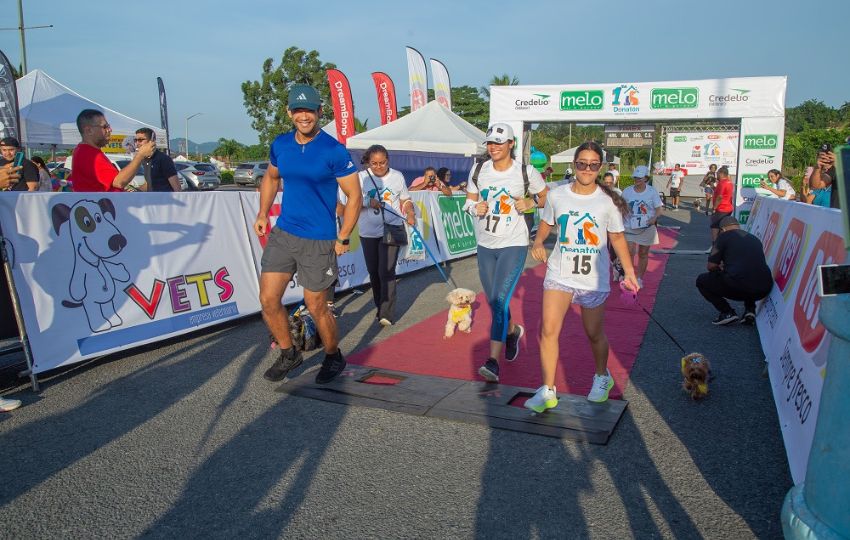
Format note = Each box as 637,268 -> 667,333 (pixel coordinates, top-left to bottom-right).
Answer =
681,353 -> 710,400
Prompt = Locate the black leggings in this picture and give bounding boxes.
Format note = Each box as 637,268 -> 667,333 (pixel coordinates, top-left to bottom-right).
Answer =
361,236 -> 400,322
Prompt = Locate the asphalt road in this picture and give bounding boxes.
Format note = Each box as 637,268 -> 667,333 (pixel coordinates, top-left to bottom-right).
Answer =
0,201 -> 792,539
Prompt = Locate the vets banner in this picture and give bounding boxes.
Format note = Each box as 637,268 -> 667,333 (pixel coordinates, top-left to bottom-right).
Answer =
0,192 -> 260,373
747,196 -> 847,484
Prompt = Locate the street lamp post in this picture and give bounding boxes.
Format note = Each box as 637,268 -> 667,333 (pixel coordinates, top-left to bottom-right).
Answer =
185,113 -> 202,159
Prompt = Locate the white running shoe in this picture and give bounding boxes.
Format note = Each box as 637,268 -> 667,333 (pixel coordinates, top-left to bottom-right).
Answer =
587,370 -> 614,403
0,396 -> 22,412
525,385 -> 558,413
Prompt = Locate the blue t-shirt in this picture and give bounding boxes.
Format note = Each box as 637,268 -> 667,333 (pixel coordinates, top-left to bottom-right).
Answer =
811,186 -> 831,208
270,130 -> 357,240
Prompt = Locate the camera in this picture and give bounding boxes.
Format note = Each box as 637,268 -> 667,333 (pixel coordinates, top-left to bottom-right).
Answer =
819,143 -> 832,153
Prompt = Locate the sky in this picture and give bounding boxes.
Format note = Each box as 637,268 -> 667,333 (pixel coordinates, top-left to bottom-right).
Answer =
2,0 -> 848,146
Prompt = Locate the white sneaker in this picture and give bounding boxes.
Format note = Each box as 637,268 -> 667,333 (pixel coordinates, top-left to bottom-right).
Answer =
525,385 -> 558,413
587,370 -> 614,403
0,396 -> 22,412
637,277 -> 644,289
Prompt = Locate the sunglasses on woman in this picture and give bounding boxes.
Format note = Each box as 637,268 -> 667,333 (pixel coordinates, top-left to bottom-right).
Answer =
575,161 -> 602,171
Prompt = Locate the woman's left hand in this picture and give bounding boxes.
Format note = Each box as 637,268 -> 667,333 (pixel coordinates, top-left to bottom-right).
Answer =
514,197 -> 535,212
622,272 -> 640,293
406,214 -> 415,226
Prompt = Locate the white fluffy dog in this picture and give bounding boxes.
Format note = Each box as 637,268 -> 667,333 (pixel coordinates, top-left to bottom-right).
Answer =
444,288 -> 475,339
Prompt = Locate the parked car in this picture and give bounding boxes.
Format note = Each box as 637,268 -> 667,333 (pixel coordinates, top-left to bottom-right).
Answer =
233,161 -> 269,186
174,161 -> 221,190
113,159 -> 147,190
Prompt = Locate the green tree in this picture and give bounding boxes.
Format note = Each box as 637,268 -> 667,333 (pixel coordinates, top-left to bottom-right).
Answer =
480,74 -> 519,99
212,137 -> 245,164
785,99 -> 839,132
242,47 -> 337,146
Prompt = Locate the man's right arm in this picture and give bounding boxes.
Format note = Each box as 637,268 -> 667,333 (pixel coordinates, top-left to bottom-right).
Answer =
112,141 -> 155,189
0,163 -> 21,190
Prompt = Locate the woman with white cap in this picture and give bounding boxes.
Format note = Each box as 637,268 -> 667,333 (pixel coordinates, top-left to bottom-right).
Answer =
621,165 -> 664,287
464,123 -> 548,382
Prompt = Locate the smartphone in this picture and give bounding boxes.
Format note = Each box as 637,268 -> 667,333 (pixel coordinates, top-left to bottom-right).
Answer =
835,144 -> 850,249
13,151 -> 24,167
818,264 -> 850,297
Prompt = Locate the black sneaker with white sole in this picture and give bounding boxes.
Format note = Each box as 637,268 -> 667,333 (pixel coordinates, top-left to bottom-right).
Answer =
478,358 -> 500,382
712,311 -> 739,325
263,347 -> 304,381
740,311 -> 756,325
505,324 -> 524,362
315,349 -> 346,384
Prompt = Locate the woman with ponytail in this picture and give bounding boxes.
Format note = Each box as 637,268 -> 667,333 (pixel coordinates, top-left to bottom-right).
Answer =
527,141 -> 639,409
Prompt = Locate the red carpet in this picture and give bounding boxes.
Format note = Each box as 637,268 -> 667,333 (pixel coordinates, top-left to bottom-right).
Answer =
348,229 -> 678,399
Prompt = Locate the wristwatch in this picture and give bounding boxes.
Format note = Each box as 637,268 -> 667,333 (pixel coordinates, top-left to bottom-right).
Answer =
336,237 -> 350,246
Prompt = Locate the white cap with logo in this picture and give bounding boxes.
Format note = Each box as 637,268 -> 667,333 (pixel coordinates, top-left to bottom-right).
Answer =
484,123 -> 514,144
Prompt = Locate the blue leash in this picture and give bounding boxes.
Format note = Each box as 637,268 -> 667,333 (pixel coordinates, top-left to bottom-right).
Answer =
380,204 -> 458,289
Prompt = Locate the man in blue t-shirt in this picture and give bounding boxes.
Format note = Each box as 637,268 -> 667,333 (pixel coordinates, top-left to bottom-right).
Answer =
254,84 -> 362,384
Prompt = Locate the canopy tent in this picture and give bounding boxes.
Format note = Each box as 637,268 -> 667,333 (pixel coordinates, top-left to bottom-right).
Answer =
15,69 -> 166,150
346,100 -> 486,185
550,146 -> 621,165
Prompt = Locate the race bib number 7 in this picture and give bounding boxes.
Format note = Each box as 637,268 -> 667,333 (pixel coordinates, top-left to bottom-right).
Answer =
629,215 -> 649,229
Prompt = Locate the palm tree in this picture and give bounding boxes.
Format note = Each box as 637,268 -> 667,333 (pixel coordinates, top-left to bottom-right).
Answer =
480,74 -> 520,99
212,138 -> 245,166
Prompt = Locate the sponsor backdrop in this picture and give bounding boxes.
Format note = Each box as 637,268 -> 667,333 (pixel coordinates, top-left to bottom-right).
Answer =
664,132 -> 739,175
1,191 -> 497,374
489,77 -> 787,220
746,196 -> 847,484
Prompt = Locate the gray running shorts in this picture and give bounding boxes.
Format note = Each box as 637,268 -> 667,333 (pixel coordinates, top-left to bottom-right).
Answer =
261,227 -> 338,292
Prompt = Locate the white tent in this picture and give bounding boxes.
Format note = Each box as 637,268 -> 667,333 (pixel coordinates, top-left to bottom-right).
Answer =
346,100 -> 485,156
551,146 -> 621,165
322,120 -> 338,140
15,69 -> 166,150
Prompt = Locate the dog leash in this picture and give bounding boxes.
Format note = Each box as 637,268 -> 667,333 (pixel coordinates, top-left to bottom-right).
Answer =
632,297 -> 688,355
378,204 -> 458,290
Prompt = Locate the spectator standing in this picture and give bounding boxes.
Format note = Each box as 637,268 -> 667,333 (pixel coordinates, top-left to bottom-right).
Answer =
667,163 -> 685,209
0,137 -> 38,191
696,216 -> 772,325
810,147 -> 839,209
621,165 -> 663,288
607,162 -> 620,189
759,169 -> 795,200
347,145 -> 415,326
134,128 -> 181,192
254,84 -> 361,385
30,156 -> 53,191
711,166 -> 734,243
699,164 -> 717,215
464,123 -> 548,382
409,166 -> 452,195
68,109 -> 154,192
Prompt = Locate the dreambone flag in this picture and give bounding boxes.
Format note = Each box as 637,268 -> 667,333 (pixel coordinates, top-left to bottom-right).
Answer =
371,72 -> 398,125
326,69 -> 356,144
430,58 -> 451,110
0,50 -> 21,141
405,46 -> 428,112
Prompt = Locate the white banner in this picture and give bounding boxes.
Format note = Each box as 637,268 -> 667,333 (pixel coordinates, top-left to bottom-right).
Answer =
406,47 -> 428,112
746,197 -> 847,484
664,131 -> 739,175
429,58 -> 451,110
0,192 -> 260,374
489,77 -> 786,122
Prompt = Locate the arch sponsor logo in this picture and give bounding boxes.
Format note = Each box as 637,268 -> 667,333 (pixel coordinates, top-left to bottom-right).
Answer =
515,93 -> 551,111
745,155 -> 776,167
793,231 -> 846,357
611,84 -> 640,114
772,218 -> 808,299
559,90 -> 604,111
650,87 -> 699,109
741,174 -> 764,188
708,88 -> 750,107
744,134 -> 778,150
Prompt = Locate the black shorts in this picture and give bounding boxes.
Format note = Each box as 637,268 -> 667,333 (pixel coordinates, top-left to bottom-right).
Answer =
261,227 -> 338,291
670,187 -> 681,197
710,211 -> 732,229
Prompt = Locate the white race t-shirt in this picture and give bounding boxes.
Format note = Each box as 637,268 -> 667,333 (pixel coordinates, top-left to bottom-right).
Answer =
540,184 -> 625,292
776,178 -> 796,200
340,168 -> 410,239
621,184 -> 663,231
466,160 -> 546,249
670,169 -> 684,188
608,168 -> 620,187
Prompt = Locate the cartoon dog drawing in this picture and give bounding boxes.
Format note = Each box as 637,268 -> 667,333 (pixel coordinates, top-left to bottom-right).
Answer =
51,198 -> 130,333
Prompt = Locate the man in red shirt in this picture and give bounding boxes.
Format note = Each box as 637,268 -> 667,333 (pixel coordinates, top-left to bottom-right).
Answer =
710,166 -> 735,243
69,109 -> 155,192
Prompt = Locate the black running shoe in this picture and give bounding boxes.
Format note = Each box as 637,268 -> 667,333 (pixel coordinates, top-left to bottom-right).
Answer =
263,347 -> 304,381
315,350 -> 346,384
740,311 -> 756,325
712,311 -> 739,325
505,324 -> 524,362
478,358 -> 500,382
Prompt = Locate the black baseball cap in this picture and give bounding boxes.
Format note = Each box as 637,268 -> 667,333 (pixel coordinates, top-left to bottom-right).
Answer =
0,137 -> 20,147
718,215 -> 739,228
